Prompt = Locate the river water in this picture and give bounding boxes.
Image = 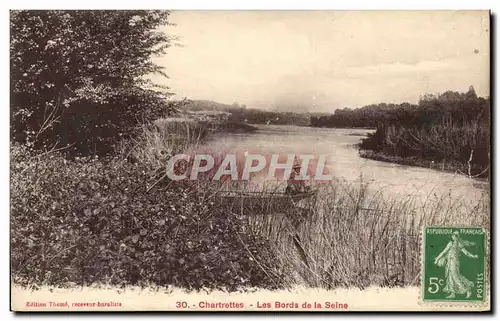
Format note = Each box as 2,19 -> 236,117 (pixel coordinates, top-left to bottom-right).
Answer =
203,124 -> 489,216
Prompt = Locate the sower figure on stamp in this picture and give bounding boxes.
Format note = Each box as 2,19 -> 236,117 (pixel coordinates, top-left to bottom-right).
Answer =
434,230 -> 478,299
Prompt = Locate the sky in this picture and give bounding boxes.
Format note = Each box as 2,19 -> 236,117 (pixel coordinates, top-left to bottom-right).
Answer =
153,11 -> 490,113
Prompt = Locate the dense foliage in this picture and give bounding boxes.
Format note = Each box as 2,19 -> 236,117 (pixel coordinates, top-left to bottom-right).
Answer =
11,144 -> 283,290
311,87 -> 490,176
10,10 -> 285,292
310,87 -> 488,129
10,10 -> 175,156
360,88 -> 489,176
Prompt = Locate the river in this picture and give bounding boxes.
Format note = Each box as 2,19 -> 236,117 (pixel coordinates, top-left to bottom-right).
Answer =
203,124 -> 489,217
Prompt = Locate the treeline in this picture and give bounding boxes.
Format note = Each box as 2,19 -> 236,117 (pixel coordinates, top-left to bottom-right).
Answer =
310,87 -> 488,129
183,100 -> 314,126
354,87 -> 490,177
311,104 -> 400,128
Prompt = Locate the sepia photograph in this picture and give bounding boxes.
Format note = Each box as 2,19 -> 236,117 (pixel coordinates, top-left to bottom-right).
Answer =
9,9 -> 491,312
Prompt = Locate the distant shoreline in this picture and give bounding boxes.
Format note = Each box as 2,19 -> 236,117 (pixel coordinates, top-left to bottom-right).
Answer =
309,126 -> 376,130
218,121 -> 258,134
358,149 -> 489,181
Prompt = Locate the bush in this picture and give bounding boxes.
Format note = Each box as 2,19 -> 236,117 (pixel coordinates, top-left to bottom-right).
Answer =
10,144 -> 284,291
359,122 -> 490,176
248,180 -> 489,289
10,10 -> 175,156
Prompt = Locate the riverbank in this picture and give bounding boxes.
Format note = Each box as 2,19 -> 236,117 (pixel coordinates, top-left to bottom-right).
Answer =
358,149 -> 490,181
218,121 -> 258,133
359,149 -> 462,173
11,121 -> 490,294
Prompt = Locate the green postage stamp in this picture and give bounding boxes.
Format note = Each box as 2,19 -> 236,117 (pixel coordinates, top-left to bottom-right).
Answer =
422,226 -> 487,303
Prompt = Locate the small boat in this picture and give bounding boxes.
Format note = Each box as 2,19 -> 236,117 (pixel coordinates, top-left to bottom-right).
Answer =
216,190 -> 317,214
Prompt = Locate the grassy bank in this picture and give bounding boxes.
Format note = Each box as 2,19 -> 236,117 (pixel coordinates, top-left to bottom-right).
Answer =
227,180 -> 489,289
359,122 -> 490,178
10,121 -> 284,291
11,116 -> 490,292
218,121 -> 258,133
116,118 -> 256,170
358,150 -> 466,174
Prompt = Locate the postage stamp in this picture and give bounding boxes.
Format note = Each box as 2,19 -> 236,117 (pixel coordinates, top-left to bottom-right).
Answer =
422,226 -> 487,303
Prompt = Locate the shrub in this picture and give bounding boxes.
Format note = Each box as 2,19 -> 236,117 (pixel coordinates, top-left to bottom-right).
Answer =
359,122 -> 490,176
115,119 -> 210,172
10,144 -> 284,291
247,180 -> 489,288
10,10 -> 176,156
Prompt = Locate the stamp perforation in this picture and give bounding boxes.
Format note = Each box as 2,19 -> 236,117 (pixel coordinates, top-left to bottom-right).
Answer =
418,225 -> 490,309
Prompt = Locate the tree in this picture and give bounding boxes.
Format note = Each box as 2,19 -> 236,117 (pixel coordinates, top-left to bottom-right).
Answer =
10,10 -> 175,155
466,85 -> 478,100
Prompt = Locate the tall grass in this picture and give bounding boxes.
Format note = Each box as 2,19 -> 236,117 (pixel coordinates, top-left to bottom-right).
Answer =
111,116 -> 490,291
217,179 -> 490,289
360,121 -> 490,177
116,119 -> 209,170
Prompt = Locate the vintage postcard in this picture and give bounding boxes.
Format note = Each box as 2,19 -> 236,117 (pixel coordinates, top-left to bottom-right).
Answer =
10,10 -> 491,312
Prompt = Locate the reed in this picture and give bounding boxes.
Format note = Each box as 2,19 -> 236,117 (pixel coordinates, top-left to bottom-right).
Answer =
116,119 -> 210,170
214,178 -> 490,289
116,119 -> 490,291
